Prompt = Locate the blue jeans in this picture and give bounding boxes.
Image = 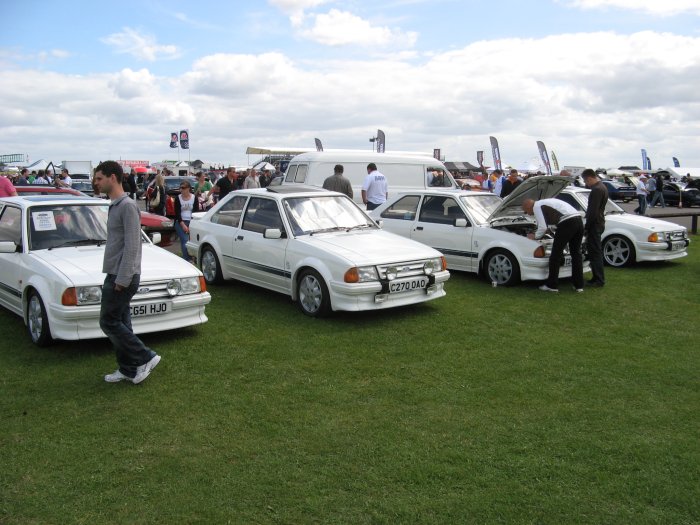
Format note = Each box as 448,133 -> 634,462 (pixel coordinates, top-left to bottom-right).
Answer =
649,191 -> 665,208
100,274 -> 155,378
634,195 -> 647,215
174,220 -> 191,260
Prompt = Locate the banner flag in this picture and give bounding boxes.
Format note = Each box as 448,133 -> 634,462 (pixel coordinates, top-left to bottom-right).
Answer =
170,132 -> 178,148
314,138 -> 324,152
489,136 -> 502,171
477,151 -> 484,167
673,157 -> 680,168
536,140 -> 552,176
433,148 -> 441,160
180,130 -> 190,149
551,150 -> 560,171
376,129 -> 385,153
647,156 -> 652,170
641,149 -> 648,172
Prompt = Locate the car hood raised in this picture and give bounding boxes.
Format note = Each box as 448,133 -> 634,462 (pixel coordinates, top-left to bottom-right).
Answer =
297,229 -> 441,265
488,175 -> 572,223
31,243 -> 200,286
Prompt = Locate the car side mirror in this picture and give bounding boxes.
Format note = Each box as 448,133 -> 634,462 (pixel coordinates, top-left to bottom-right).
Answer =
454,218 -> 468,228
264,228 -> 283,239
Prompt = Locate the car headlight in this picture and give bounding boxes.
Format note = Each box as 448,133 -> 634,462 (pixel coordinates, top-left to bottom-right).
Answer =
77,286 -> 102,304
423,257 -> 446,275
648,232 -> 663,242
166,277 -> 201,296
344,266 -> 379,283
161,219 -> 174,228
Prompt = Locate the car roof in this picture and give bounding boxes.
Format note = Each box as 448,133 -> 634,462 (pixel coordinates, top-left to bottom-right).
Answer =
0,195 -> 105,208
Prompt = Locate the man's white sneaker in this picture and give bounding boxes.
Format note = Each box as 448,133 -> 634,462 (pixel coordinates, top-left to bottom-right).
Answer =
575,288 -> 584,293
133,354 -> 161,384
104,369 -> 133,383
538,285 -> 559,292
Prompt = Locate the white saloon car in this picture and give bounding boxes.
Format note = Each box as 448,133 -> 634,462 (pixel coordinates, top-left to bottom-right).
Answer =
186,187 -> 449,316
0,195 -> 211,346
557,187 -> 690,267
370,176 -> 590,286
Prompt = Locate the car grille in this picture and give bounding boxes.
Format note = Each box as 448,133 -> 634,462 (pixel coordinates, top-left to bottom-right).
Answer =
669,230 -> 687,241
376,260 -> 430,279
132,280 -> 175,301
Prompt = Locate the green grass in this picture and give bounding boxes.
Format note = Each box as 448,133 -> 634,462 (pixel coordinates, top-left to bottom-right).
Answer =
1,241 -> 699,524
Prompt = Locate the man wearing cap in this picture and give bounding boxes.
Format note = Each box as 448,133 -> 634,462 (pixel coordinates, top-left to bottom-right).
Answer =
322,164 -> 353,199
581,168 -> 608,287
633,175 -> 649,215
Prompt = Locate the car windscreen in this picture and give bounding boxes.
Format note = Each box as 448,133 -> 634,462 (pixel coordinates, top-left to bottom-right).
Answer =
459,194 -> 501,224
575,190 -> 624,213
283,195 -> 373,235
29,204 -> 109,250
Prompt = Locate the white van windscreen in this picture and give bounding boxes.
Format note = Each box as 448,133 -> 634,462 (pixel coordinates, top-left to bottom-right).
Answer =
427,167 -> 455,188
295,165 -> 308,183
285,165 -> 298,182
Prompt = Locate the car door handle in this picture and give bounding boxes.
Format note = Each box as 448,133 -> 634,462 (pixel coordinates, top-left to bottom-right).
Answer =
416,226 -> 423,231
236,235 -> 244,240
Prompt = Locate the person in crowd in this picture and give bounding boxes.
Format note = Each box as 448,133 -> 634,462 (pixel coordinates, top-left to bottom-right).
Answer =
93,160 -> 161,384
243,168 -> 261,189
56,168 -> 72,188
492,169 -> 505,196
322,164 -> 353,199
649,172 -> 666,208
581,168 -> 608,288
0,174 -> 18,197
522,197 -> 584,293
211,167 -> 237,202
194,172 -> 213,210
15,169 -> 29,186
33,170 -> 49,185
122,169 -> 137,199
174,179 -> 200,262
633,175 -> 649,215
149,173 -> 166,215
362,162 -> 388,210
500,169 -> 522,198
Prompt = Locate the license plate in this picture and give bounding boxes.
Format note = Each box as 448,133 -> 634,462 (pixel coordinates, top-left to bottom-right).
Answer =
130,302 -> 170,317
389,276 -> 428,293
670,241 -> 686,251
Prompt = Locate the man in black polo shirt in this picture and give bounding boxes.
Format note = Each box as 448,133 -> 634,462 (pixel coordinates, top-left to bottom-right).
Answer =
211,167 -> 237,203
581,169 -> 608,287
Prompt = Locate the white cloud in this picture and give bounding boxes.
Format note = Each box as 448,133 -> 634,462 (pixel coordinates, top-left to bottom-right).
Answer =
300,9 -> 418,47
101,27 -> 180,61
268,0 -> 329,26
568,0 -> 700,16
109,68 -> 157,99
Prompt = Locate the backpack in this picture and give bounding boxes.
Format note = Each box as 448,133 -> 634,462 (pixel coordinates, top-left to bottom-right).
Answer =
150,187 -> 161,207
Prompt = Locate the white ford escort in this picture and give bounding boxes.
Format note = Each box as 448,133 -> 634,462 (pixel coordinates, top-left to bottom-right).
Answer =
0,195 -> 211,346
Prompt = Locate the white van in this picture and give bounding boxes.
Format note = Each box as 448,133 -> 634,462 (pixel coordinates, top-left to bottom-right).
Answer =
279,151 -> 458,204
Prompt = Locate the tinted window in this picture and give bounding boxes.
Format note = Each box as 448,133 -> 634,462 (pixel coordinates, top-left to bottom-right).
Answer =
242,198 -> 283,234
294,165 -> 308,183
557,193 -> 582,211
284,165 -> 298,183
0,206 -> 22,245
380,195 -> 420,220
210,196 -> 246,227
419,196 -> 465,224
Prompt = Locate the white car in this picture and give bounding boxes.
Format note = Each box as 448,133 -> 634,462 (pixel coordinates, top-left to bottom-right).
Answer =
0,195 -> 211,346
557,187 -> 690,266
370,176 -> 590,286
186,187 -> 449,316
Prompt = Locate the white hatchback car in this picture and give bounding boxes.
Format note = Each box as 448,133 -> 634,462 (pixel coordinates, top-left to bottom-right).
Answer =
0,195 -> 211,346
557,187 -> 690,267
370,176 -> 590,286
186,187 -> 449,316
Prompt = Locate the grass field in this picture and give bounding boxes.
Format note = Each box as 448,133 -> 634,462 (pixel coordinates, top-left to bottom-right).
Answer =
1,241 -> 699,524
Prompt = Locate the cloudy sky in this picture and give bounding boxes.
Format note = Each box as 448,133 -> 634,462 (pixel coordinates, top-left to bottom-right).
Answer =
2,0 -> 699,170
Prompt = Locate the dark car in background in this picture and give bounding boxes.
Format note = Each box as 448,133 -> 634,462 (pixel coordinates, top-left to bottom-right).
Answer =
602,180 -> 635,202
70,180 -> 95,197
661,182 -> 700,207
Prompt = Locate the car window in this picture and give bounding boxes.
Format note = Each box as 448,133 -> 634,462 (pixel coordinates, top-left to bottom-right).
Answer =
242,197 -> 284,234
29,204 -> 109,250
284,165 -> 298,183
210,195 -> 246,227
426,168 -> 454,188
419,196 -> 465,224
0,206 -> 22,246
294,165 -> 308,183
380,195 -> 420,220
557,193 -> 582,211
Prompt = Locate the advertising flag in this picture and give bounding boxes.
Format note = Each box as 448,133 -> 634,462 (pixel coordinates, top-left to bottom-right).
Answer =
551,150 -> 560,171
477,150 -> 484,167
180,130 -> 190,149
489,136 -> 502,171
376,129 -> 386,153
536,140 -> 552,176
646,156 -> 652,170
170,132 -> 178,148
433,148 -> 441,160
641,149 -> 648,172
673,157 -> 680,167
314,138 -> 324,152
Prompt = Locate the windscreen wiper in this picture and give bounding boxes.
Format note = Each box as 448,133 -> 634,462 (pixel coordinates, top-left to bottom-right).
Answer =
49,238 -> 106,249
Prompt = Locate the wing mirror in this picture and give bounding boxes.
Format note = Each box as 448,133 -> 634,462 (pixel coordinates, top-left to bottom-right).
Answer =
264,228 -> 283,239
454,218 -> 468,228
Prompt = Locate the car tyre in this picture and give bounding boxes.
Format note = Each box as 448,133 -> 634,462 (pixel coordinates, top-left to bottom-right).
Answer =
603,235 -> 635,267
200,247 -> 223,284
27,291 -> 53,347
483,249 -> 520,286
297,269 -> 331,317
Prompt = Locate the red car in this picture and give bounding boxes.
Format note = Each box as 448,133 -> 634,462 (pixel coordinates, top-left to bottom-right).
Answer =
14,185 -> 175,247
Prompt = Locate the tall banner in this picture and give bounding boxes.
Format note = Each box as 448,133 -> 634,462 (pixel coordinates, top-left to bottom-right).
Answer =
433,148 -> 441,160
314,138 -> 323,152
489,136 -> 502,171
673,157 -> 680,167
477,150 -> 484,167
170,132 -> 178,148
376,129 -> 385,153
180,130 -> 190,149
646,156 -> 652,171
551,150 -> 560,171
536,140 -> 552,176
641,149 -> 648,172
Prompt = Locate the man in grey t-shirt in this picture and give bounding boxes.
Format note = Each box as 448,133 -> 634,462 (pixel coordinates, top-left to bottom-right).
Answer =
94,160 -> 161,384
322,164 -> 353,199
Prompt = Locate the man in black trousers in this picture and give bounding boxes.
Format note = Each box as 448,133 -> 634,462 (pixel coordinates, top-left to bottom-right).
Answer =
581,169 -> 608,287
